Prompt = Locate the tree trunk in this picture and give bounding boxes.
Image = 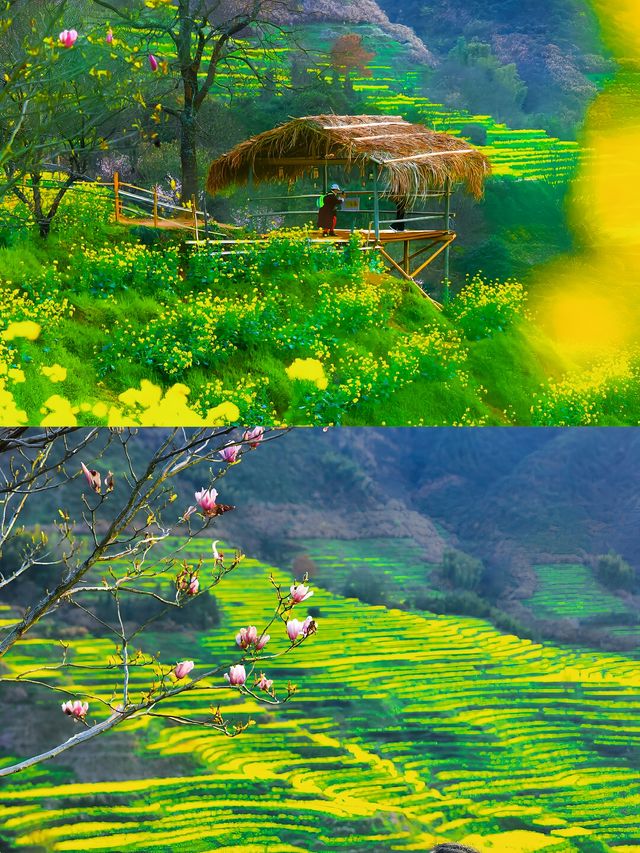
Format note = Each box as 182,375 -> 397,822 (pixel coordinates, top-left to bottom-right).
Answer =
180,109 -> 198,203
38,217 -> 51,238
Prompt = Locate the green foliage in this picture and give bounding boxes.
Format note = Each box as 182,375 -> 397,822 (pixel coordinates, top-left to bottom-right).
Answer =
343,568 -> 389,606
0,196 -> 606,427
595,552 -> 636,591
446,274 -> 527,340
530,354 -> 640,426
440,548 -> 484,591
432,38 -> 528,126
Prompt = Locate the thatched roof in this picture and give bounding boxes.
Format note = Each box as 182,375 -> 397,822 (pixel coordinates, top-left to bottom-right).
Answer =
206,115 -> 491,200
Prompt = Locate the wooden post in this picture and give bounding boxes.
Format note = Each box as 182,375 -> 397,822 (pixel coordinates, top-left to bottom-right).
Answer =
153,186 -> 159,227
403,239 -> 410,273
203,197 -> 210,241
372,168 -> 380,243
322,163 -> 329,195
113,171 -> 120,223
443,178 -> 451,305
191,194 -> 199,242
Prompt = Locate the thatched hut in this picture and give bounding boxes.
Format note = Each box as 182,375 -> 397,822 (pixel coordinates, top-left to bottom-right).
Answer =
205,115 -> 491,296
206,114 -> 490,203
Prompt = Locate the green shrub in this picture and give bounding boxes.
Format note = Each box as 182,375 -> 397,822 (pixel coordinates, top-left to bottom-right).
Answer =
446,274 -> 527,339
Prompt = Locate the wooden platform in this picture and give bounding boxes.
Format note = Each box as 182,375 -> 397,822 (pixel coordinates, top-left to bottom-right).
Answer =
329,227 -> 450,244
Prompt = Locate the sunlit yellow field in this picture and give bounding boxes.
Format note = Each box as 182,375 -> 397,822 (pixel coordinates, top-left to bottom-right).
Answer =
1,538 -> 639,851
532,0 -> 640,358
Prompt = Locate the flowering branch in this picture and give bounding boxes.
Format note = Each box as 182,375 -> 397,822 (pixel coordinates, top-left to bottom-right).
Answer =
0,425 -> 319,778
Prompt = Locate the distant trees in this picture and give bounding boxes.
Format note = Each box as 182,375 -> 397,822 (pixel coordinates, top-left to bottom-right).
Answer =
343,568 -> 388,606
293,554 -> 318,579
594,552 -> 636,591
440,548 -> 484,591
91,0 -> 298,201
430,38 -> 527,126
386,0 -> 608,137
330,33 -> 374,93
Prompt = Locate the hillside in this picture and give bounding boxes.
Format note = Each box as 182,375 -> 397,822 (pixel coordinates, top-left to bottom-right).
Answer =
1,539 -> 639,852
8,427 -> 638,649
377,0 -> 612,137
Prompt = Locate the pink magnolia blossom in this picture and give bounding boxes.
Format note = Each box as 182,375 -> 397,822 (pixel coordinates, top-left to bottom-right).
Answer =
106,28 -> 113,44
287,616 -> 315,642
174,660 -> 194,680
255,633 -> 270,651
187,575 -> 199,596
290,583 -> 313,604
80,462 -> 101,493
286,618 -> 306,642
219,445 -> 240,464
59,29 -> 78,47
62,699 -> 88,719
236,625 -> 258,649
148,54 -> 159,71
243,426 -> 265,449
224,664 -> 246,686
212,540 -> 224,564
181,505 -> 197,522
257,673 -> 273,691
195,488 -> 218,516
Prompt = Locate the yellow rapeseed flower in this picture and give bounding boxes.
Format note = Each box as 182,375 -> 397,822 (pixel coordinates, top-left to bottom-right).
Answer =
286,358 -> 329,390
41,364 -> 67,383
2,320 -> 41,341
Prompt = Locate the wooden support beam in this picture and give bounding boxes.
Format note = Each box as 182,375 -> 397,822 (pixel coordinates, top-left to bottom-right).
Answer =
191,195 -> 199,242
443,177 -> 452,304
372,170 -> 381,242
408,239 -> 442,262
376,247 -> 443,310
412,235 -> 456,279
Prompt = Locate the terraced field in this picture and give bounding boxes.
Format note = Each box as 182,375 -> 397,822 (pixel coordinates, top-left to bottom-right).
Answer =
528,563 -> 630,619
301,537 -> 441,599
157,23 -> 581,184
2,538 -> 639,852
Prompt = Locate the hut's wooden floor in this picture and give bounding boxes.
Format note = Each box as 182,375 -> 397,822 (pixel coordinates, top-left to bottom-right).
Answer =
328,228 -> 451,244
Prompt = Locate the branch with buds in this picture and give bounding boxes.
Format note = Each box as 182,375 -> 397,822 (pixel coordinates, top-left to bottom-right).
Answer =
0,425 -> 317,779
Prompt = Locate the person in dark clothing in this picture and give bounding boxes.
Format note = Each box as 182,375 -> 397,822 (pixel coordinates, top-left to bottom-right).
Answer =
317,183 -> 344,236
392,197 -> 407,231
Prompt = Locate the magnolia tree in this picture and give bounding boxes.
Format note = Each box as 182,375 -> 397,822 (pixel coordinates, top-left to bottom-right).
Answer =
0,426 -> 317,777
0,0 -> 70,189
90,0 -> 298,201
0,1 -> 153,234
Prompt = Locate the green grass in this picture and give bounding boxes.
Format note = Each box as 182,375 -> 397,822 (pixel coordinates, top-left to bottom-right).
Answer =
0,190 -> 574,426
1,537 -> 640,852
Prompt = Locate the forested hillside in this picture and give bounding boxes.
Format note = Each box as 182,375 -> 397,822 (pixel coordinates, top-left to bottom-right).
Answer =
8,428 -> 639,649
377,0 -> 612,136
